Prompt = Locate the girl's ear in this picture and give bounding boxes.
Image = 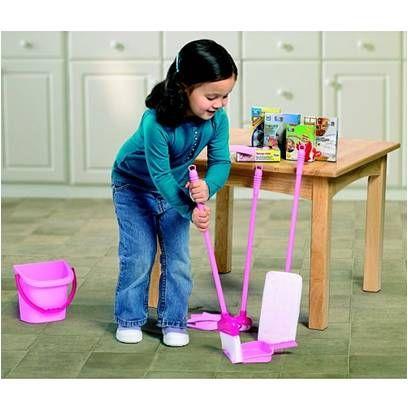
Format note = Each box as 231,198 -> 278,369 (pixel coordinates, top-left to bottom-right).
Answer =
183,83 -> 193,96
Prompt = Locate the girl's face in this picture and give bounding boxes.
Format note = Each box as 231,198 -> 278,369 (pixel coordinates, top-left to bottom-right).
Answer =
186,76 -> 236,120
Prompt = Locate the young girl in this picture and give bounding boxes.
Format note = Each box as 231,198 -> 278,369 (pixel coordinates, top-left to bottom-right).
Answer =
111,39 -> 237,347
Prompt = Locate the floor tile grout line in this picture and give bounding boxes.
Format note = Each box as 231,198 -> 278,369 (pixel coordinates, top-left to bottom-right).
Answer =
74,323 -> 112,378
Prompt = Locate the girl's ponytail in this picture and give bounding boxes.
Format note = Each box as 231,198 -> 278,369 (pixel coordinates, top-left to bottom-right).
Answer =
145,60 -> 188,127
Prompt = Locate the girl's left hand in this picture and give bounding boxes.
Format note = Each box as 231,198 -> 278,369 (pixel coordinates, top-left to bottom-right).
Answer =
186,180 -> 209,203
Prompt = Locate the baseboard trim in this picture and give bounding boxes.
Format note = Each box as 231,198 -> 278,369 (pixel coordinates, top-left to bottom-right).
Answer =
2,184 -> 406,201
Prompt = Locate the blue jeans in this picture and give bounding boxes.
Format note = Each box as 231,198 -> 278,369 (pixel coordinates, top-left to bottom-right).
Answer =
112,183 -> 192,329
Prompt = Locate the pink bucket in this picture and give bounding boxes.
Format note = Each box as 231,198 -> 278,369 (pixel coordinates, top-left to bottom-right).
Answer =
13,259 -> 77,324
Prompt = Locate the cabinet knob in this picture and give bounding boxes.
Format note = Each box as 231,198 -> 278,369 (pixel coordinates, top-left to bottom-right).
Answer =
325,78 -> 341,90
277,41 -> 294,52
357,40 -> 375,52
276,88 -> 293,100
110,40 -> 125,51
19,39 -> 33,49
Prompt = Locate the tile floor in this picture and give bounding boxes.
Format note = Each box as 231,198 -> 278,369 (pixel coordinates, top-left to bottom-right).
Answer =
1,198 -> 406,378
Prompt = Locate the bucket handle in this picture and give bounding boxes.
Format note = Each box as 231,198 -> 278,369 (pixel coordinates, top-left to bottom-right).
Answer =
15,268 -> 77,314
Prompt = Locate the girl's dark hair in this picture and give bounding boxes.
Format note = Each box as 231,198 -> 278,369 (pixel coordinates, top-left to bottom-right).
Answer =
145,39 -> 238,127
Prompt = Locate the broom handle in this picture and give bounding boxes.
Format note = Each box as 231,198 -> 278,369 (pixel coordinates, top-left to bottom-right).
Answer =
188,165 -> 228,315
285,145 -> 305,273
239,165 -> 263,313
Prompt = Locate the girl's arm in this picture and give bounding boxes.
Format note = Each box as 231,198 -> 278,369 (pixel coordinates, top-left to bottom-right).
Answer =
144,120 -> 194,220
204,109 -> 232,197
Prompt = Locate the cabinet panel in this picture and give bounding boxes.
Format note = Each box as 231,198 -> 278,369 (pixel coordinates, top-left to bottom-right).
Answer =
243,32 -> 320,59
1,32 -> 64,58
242,61 -> 320,124
323,32 -> 401,60
323,61 -> 401,186
69,32 -> 160,59
70,61 -> 161,184
163,32 -> 240,60
2,60 -> 66,182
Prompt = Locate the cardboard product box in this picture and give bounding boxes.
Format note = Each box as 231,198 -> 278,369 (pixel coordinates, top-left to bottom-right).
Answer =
303,116 -> 338,162
233,145 -> 281,162
286,124 -> 317,162
263,113 -> 301,159
250,106 -> 281,147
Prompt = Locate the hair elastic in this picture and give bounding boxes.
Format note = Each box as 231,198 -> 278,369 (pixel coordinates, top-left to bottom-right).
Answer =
175,53 -> 180,73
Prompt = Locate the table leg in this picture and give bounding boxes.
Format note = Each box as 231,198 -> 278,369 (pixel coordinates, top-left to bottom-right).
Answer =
363,156 -> 387,292
309,178 -> 332,330
215,185 -> 234,273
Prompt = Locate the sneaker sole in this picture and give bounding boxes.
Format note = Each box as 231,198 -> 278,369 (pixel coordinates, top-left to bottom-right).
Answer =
116,332 -> 143,344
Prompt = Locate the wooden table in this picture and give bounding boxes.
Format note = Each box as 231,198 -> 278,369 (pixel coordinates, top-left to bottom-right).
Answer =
148,129 -> 400,330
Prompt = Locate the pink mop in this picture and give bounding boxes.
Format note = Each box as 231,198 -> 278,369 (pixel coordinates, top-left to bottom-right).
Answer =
188,164 -> 263,332
188,165 -> 242,362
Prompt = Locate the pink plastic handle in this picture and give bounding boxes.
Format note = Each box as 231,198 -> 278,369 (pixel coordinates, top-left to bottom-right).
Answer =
239,165 -> 263,314
15,268 -> 77,313
285,145 -> 305,273
188,165 -> 228,315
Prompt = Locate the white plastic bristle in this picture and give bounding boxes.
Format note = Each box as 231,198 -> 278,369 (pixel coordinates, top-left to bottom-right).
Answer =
219,332 -> 243,364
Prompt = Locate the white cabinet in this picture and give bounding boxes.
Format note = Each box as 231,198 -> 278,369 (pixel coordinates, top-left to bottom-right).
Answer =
243,32 -> 321,59
69,61 -> 161,184
163,32 -> 240,60
323,32 -> 401,60
69,32 -> 161,60
242,61 -> 320,125
1,31 -> 64,59
2,56 -> 66,183
322,31 -> 404,189
1,31 -> 406,196
323,62 -> 401,140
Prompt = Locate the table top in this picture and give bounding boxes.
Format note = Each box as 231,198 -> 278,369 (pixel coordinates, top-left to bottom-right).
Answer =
196,128 -> 400,178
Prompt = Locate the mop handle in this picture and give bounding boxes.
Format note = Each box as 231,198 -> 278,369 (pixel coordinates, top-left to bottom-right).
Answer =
285,145 -> 306,273
239,165 -> 263,313
188,165 -> 228,315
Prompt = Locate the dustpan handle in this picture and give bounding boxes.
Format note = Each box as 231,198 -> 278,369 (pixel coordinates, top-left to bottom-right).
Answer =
15,267 -> 77,313
285,145 -> 305,273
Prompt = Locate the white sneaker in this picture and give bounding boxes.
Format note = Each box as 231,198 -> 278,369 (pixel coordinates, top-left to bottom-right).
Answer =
116,326 -> 143,343
162,327 -> 189,347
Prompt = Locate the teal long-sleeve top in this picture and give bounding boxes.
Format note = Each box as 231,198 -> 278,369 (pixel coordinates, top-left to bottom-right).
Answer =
111,108 -> 231,221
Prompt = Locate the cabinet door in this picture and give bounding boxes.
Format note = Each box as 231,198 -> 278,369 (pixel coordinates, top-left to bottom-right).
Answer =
2,60 -> 66,182
242,61 -> 320,125
69,61 -> 161,184
323,61 -> 402,187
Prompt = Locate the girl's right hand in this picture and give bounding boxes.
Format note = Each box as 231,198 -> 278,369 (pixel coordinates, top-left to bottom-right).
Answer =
192,206 -> 211,232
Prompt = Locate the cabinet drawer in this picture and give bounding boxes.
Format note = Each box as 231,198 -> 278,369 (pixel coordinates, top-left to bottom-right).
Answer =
323,32 -> 401,59
163,32 -> 240,60
69,32 -> 160,59
1,32 -> 64,58
243,32 -> 320,59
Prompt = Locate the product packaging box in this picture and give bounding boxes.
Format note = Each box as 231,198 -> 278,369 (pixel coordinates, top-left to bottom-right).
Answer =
250,106 -> 281,148
304,116 -> 339,162
263,113 -> 301,159
286,123 -> 317,162
235,147 -> 281,162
